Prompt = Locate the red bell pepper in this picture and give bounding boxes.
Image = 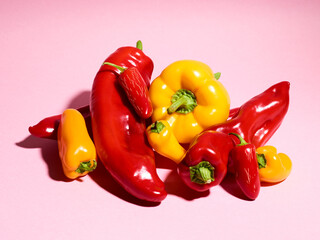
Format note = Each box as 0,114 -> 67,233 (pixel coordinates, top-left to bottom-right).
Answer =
207,81 -> 290,148
229,133 -> 260,200
90,41 -> 167,202
102,62 -> 153,119
177,131 -> 234,192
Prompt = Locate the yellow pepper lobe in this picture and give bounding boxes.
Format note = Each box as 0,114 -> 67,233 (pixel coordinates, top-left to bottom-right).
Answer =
146,120 -> 186,164
149,60 -> 230,144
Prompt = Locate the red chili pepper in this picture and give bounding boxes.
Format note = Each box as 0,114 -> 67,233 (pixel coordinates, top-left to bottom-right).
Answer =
90,41 -> 167,202
177,131 -> 234,192
207,81 -> 290,148
102,62 -> 153,119
28,105 -> 90,139
229,133 -> 260,200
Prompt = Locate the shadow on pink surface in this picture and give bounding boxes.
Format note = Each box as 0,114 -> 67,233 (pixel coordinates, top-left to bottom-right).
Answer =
16,135 -> 72,182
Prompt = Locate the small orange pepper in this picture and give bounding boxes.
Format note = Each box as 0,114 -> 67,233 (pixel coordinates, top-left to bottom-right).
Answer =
256,146 -> 292,183
58,109 -> 97,179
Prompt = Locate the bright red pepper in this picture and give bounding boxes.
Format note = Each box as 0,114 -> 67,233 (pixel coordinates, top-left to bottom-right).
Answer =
207,81 -> 290,148
102,62 -> 153,119
229,133 -> 260,200
90,42 -> 167,202
177,131 -> 234,192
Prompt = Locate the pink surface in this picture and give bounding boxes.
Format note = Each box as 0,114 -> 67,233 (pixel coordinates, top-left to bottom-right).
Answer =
1,0 -> 320,239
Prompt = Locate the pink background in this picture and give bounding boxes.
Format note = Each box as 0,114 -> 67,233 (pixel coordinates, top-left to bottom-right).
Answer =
1,0 -> 320,239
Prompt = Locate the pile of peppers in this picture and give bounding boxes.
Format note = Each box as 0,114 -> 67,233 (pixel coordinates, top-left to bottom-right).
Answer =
29,41 -> 292,202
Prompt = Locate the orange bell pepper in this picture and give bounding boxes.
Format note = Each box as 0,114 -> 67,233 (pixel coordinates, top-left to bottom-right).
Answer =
256,146 -> 292,183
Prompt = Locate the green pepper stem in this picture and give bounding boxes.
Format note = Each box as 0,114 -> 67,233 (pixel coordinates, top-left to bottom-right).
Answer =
229,132 -> 248,146
189,161 -> 215,184
136,40 -> 143,51
150,121 -> 166,133
103,62 -> 127,73
75,160 -> 97,174
167,89 -> 197,114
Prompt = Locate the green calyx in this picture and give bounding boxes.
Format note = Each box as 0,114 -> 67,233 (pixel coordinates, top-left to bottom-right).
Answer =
229,132 -> 248,146
257,154 -> 267,169
75,160 -> 97,174
167,89 -> 197,114
150,121 -> 166,134
189,161 -> 215,184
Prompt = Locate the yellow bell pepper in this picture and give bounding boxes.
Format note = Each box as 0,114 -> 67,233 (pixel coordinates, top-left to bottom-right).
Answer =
146,120 -> 186,164
58,109 -> 97,179
149,60 -> 230,144
256,146 -> 292,183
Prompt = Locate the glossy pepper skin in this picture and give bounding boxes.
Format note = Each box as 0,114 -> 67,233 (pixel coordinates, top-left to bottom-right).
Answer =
103,62 -> 153,119
149,60 -> 230,144
207,81 -> 290,148
256,146 -> 292,183
229,133 -> 260,200
177,131 -> 234,192
146,120 -> 186,164
90,42 -> 167,202
29,105 -> 90,139
57,109 -> 97,179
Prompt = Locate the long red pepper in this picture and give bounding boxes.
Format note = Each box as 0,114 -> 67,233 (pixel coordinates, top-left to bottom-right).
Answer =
178,131 -> 234,192
207,81 -> 290,148
102,62 -> 153,119
229,133 -> 260,200
90,42 -> 167,202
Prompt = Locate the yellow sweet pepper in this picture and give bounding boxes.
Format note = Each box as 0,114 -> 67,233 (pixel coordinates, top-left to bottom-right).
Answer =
58,109 -> 97,179
256,146 -> 292,183
146,120 -> 186,164
149,60 -> 230,144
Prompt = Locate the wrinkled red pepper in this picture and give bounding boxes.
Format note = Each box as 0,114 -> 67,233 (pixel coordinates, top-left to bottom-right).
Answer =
102,62 -> 153,119
207,81 -> 290,148
229,133 -> 260,200
90,42 -> 167,202
177,131 -> 234,192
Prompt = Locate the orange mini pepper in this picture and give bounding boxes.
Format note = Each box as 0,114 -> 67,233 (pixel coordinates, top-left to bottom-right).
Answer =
58,109 -> 97,179
256,146 -> 292,183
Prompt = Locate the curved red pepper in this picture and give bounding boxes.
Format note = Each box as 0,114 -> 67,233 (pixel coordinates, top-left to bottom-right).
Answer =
207,81 -> 290,148
229,133 -> 260,200
90,43 -> 167,202
177,131 -> 234,192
